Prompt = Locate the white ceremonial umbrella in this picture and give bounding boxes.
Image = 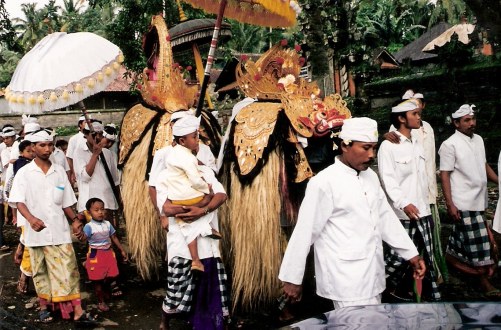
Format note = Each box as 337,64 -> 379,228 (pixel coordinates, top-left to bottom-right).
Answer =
422,22 -> 475,52
5,32 -> 124,114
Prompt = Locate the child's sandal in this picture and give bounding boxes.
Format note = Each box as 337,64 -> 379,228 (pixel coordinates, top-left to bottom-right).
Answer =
38,310 -> 53,323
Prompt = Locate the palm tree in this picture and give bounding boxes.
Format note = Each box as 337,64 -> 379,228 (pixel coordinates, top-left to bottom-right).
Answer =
12,3 -> 47,50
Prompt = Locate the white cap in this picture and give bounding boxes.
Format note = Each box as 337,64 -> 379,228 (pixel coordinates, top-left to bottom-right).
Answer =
172,115 -> 201,137
24,122 -> 41,134
84,122 -> 104,132
2,126 -> 16,137
452,104 -> 475,119
339,117 -> 378,143
28,129 -> 54,143
392,99 -> 419,113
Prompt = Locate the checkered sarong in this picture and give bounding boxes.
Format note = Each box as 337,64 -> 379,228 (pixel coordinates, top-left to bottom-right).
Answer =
163,257 -> 195,313
446,211 -> 494,267
162,257 -> 230,315
385,215 -> 441,301
216,258 -> 230,317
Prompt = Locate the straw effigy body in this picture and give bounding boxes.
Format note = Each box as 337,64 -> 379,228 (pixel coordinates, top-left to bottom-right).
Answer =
220,149 -> 288,310
121,127 -> 165,280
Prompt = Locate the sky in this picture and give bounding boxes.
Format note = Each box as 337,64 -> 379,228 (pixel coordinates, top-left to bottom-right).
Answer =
5,0 -> 87,20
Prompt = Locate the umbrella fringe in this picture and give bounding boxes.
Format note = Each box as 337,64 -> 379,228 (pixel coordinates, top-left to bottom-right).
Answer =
7,55 -> 122,114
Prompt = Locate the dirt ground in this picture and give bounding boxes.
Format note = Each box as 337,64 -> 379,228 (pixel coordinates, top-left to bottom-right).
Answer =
0,186 -> 500,329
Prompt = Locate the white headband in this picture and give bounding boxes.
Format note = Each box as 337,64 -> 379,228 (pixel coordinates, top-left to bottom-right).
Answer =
28,129 -> 54,143
452,104 -> 475,119
392,99 -> 419,113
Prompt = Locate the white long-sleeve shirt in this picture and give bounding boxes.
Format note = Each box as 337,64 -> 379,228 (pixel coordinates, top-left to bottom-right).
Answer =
378,131 -> 431,219
279,158 -> 418,301
390,121 -> 437,203
161,144 -> 210,201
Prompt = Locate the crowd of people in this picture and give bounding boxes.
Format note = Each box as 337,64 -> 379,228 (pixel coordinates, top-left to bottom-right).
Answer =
0,88 -> 500,329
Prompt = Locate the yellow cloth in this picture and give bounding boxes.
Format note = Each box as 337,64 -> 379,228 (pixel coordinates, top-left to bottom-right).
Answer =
172,196 -> 204,225
20,227 -> 32,276
29,244 -> 81,303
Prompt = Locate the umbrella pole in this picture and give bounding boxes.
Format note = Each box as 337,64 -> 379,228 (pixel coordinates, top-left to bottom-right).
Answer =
78,100 -> 121,208
195,0 -> 227,117
192,43 -> 214,110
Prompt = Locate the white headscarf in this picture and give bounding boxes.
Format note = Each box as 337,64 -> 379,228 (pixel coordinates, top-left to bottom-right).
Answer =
452,104 -> 476,119
28,129 -> 54,143
172,115 -> 200,137
2,126 -> 16,137
339,117 -> 378,143
84,122 -> 104,132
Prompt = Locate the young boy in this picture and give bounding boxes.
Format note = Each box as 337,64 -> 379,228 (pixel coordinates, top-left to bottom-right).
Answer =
158,115 -> 220,273
81,197 -> 127,312
378,99 -> 441,301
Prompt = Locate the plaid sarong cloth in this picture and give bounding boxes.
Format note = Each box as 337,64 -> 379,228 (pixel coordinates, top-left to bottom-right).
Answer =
385,215 -> 441,301
163,257 -> 229,316
446,211 -> 494,267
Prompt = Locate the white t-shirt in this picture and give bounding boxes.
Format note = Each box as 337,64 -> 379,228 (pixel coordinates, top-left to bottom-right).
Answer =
9,161 -> 77,247
439,130 -> 487,211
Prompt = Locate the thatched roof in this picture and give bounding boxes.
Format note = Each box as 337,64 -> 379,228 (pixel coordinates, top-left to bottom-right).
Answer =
373,48 -> 399,69
393,22 -> 451,63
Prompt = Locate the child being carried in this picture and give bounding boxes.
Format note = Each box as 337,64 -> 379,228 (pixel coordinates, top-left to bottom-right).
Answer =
160,115 -> 221,273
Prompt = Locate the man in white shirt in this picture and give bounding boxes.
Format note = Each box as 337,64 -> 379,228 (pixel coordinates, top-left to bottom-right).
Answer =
385,90 -> 445,284
157,153 -> 229,329
9,129 -> 94,323
439,104 -> 500,298
279,117 -> 425,309
72,122 -> 120,219
66,115 -> 89,185
378,100 -> 441,301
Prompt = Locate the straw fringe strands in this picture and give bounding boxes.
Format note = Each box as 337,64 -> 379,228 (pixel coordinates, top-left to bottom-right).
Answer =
122,128 -> 165,280
223,149 -> 287,309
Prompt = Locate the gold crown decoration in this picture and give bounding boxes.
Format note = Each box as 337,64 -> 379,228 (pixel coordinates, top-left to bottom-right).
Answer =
236,42 -> 315,101
139,15 -> 198,113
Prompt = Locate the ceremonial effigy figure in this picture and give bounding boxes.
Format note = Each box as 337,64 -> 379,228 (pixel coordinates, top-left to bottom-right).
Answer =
118,15 -> 220,279
218,42 -> 351,308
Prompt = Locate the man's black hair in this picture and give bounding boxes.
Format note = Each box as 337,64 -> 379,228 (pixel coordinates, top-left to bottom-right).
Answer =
55,139 -> 68,149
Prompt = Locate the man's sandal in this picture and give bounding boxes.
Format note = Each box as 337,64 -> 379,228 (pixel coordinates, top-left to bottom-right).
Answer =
38,310 -> 53,323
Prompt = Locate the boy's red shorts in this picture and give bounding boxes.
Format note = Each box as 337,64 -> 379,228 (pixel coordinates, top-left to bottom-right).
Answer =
85,249 -> 119,281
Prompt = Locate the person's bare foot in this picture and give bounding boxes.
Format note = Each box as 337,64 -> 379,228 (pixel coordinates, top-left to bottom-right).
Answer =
98,302 -> 110,312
